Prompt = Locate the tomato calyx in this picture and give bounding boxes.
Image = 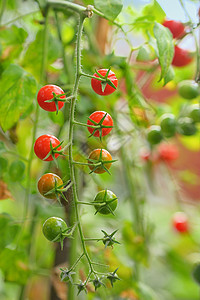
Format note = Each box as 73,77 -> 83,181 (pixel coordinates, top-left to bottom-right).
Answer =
43,140 -> 64,163
107,268 -> 120,287
76,281 -> 87,295
60,268 -> 76,284
100,229 -> 120,248
88,149 -> 116,175
91,277 -> 105,291
57,222 -> 77,250
44,92 -> 73,114
44,179 -> 72,204
95,68 -> 117,92
87,113 -> 113,140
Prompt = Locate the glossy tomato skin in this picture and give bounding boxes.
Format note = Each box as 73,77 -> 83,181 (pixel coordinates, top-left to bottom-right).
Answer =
38,173 -> 63,199
94,190 -> 118,215
34,134 -> 61,161
91,69 -> 118,96
158,143 -> 179,162
87,111 -> 113,137
160,113 -> 176,138
189,104 -> 200,123
172,46 -> 193,67
172,212 -> 189,233
162,19 -> 185,39
178,80 -> 199,100
88,149 -> 112,174
37,85 -> 65,112
43,217 -> 68,242
147,125 -> 163,145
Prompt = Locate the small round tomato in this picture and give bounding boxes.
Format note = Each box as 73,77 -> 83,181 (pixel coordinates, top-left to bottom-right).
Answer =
94,190 -> 118,215
34,134 -> 61,161
158,143 -> 179,162
160,113 -> 176,138
87,111 -> 113,137
88,149 -> 112,174
38,173 -> 63,199
177,117 -> 197,136
189,104 -> 200,123
147,125 -> 163,145
172,212 -> 189,233
178,80 -> 199,100
91,69 -> 118,96
162,19 -> 185,39
172,46 -> 193,67
42,217 -> 68,242
37,85 -> 65,112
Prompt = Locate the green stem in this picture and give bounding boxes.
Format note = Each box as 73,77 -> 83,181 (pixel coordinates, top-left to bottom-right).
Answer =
179,0 -> 200,81
0,0 -> 6,25
68,14 -> 95,299
84,238 -> 102,241
48,0 -> 86,14
73,120 -> 100,128
1,9 -> 39,26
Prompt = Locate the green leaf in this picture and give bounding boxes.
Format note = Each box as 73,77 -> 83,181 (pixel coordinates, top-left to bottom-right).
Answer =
0,64 -> 37,131
163,65 -> 175,86
153,22 -> 174,81
142,0 -> 165,23
0,213 -> 19,249
22,30 -> 61,79
94,0 -> 123,20
136,45 -> 156,62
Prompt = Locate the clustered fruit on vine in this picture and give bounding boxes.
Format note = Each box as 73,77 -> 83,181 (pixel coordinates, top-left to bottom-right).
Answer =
34,69 -> 118,253
162,19 -> 194,67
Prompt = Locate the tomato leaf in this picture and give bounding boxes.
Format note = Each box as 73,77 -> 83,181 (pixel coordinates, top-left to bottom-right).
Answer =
153,22 -> 174,82
0,64 -> 37,132
142,0 -> 165,23
163,65 -> 175,86
94,0 -> 123,20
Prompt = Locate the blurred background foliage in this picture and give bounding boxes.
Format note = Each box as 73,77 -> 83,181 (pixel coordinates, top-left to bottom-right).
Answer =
0,0 -> 200,299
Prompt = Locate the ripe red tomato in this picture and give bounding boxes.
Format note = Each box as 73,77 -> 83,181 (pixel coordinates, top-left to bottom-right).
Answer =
91,69 -> 118,96
38,173 -> 63,199
172,46 -> 193,67
158,143 -> 179,162
34,134 -> 61,161
87,111 -> 113,137
162,19 -> 185,39
172,212 -> 189,233
88,149 -> 112,174
37,85 -> 65,112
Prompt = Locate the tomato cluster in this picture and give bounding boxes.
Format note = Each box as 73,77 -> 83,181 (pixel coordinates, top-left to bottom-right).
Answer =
162,19 -> 194,67
35,69 -> 118,248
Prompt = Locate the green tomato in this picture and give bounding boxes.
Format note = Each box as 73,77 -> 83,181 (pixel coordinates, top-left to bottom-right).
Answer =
178,80 -> 199,100
177,117 -> 197,136
188,104 -> 200,123
160,113 -> 176,137
94,190 -> 118,215
42,217 -> 68,242
147,125 -> 163,145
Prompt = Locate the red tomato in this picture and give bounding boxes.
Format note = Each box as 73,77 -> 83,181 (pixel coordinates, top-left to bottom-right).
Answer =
172,212 -> 189,233
37,85 -> 65,112
91,69 -> 118,96
34,134 -> 61,161
88,149 -> 112,174
38,173 -> 63,199
172,46 -> 193,67
162,19 -> 185,39
158,143 -> 179,162
87,111 -> 113,137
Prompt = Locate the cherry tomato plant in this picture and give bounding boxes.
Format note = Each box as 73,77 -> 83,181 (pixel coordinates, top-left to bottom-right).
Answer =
0,0 -> 200,300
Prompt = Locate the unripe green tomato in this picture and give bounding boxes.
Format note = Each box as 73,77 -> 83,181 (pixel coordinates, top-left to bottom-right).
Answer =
178,80 -> 199,100
94,190 -> 118,215
177,117 -> 197,136
147,125 -> 163,145
42,217 -> 68,242
160,113 -> 176,137
188,104 -> 200,123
